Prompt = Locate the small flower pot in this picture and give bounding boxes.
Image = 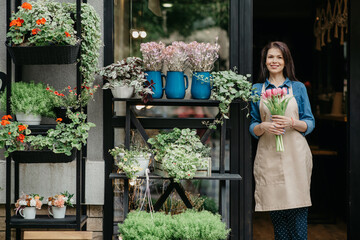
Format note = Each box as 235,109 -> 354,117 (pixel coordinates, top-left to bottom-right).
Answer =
164,71 -> 189,99
145,71 -> 165,99
191,72 -> 212,99
6,41 -> 80,65
19,207 -> 36,219
134,154 -> 151,177
111,85 -> 134,98
49,206 -> 66,219
16,113 -> 41,125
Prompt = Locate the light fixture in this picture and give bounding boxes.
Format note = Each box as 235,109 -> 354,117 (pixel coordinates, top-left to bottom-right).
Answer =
131,29 -> 139,38
162,3 -> 173,8
139,30 -> 147,39
136,105 -> 146,110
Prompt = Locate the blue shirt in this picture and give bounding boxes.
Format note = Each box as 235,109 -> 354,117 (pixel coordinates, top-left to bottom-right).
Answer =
249,78 -> 315,139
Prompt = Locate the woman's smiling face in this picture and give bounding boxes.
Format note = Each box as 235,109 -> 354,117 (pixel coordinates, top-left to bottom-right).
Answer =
266,48 -> 285,75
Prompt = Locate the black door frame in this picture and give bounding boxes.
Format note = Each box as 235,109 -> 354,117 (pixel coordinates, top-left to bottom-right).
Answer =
102,0 -> 253,239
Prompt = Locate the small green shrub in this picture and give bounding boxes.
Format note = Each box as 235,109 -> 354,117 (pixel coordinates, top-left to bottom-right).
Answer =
119,210 -> 230,240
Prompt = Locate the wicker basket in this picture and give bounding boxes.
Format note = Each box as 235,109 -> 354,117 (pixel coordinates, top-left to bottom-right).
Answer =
6,41 -> 80,65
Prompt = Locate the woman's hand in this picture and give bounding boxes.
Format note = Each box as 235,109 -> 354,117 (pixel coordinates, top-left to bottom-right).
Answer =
271,115 -> 292,128
259,122 -> 285,136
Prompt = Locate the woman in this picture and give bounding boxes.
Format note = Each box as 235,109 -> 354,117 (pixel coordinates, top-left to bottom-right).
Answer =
250,41 -> 315,240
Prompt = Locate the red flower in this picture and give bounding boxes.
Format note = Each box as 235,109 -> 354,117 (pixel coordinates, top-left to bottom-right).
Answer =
6,115 -> 12,120
31,28 -> 40,35
1,120 -> 10,126
18,125 -> 27,132
85,86 -> 90,90
69,90 -> 73,93
56,118 -> 63,122
17,134 -> 25,143
90,93 -> 93,95
36,18 -> 46,25
67,86 -> 71,89
10,18 -> 24,27
8,132 -> 11,135
54,91 -> 59,95
60,93 -> 65,97
65,32 -> 71,37
46,87 -> 50,91
21,2 -> 32,10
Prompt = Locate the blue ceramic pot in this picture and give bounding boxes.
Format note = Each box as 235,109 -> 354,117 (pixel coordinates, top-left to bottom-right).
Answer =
164,71 -> 188,99
191,71 -> 212,99
145,71 -> 165,99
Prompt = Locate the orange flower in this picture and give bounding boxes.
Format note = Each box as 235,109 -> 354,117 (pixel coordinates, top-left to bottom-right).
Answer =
36,18 -> 46,25
21,2 -> 32,10
65,31 -> 71,37
9,18 -> 24,27
60,93 -> 65,97
8,132 -> 11,135
2,115 -> 8,120
17,134 -> 25,143
1,120 -> 10,126
32,28 -> 40,35
56,118 -> 63,122
7,115 -> 12,120
18,125 -> 27,132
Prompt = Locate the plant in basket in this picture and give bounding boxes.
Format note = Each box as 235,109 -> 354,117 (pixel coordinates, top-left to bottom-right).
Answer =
0,115 -> 31,157
148,128 -> 211,182
109,145 -> 151,182
204,69 -> 260,129
47,191 -> 74,219
15,193 -> 43,219
46,84 -> 99,122
0,82 -> 55,125
99,57 -> 154,101
26,110 -> 95,156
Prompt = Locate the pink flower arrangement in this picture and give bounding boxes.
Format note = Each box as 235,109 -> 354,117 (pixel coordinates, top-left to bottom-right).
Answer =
140,41 -> 165,71
47,191 -> 74,208
15,193 -> 43,214
262,87 -> 292,152
162,41 -> 189,72
186,40 -> 220,72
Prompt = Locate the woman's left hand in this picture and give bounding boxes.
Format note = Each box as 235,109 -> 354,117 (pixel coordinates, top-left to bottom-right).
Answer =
271,115 -> 292,128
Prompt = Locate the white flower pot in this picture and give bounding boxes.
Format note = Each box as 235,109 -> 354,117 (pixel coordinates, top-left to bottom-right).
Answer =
49,206 -> 66,219
111,86 -> 134,98
134,154 -> 151,176
16,113 -> 41,125
19,207 -> 36,219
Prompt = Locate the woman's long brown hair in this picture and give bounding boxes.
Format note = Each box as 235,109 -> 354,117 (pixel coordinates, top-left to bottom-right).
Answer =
258,41 -> 299,83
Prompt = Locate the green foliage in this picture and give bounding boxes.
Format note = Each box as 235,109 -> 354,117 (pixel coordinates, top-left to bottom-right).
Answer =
61,190 -> 75,207
119,210 -> 230,240
0,82 -> 55,118
0,116 -> 31,157
148,128 -> 210,182
205,69 -> 259,129
109,145 -> 151,180
26,110 -> 95,156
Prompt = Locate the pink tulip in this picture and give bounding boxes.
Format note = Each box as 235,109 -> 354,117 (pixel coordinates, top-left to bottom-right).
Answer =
265,89 -> 272,99
271,88 -> 278,96
282,88 -> 287,96
262,94 -> 267,100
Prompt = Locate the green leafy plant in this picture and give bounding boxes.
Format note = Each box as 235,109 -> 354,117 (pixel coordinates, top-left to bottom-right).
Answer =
109,145 -> 151,180
7,0 -> 102,85
148,128 -> 210,182
26,110 -> 95,156
0,115 -> 31,157
205,69 -> 259,129
0,82 -> 55,118
46,84 -> 100,108
118,210 -> 230,240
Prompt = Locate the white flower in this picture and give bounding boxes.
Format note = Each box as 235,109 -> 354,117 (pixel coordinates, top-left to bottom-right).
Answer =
30,199 -> 36,207
48,201 -> 52,206
19,200 -> 27,206
63,197 -> 68,201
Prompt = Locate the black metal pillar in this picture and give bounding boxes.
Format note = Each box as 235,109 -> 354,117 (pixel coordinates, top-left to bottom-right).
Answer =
349,0 -> 360,238
230,0 -> 253,239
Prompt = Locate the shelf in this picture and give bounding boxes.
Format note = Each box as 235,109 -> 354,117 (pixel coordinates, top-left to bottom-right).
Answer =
11,149 -> 77,163
9,215 -> 87,229
112,98 -> 223,106
109,172 -> 242,181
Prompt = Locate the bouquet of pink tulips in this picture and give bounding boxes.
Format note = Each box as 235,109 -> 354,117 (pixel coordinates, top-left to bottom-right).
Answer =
262,87 -> 292,152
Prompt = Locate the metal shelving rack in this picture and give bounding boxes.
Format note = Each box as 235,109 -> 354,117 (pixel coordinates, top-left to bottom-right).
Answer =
5,1 -> 88,239
104,98 -> 246,239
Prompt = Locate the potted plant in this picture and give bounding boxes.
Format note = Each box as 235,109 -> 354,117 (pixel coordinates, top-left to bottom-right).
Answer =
47,191 -> 74,219
15,193 -> 43,219
140,41 -> 165,99
186,41 -> 220,99
148,128 -> 211,182
0,82 -> 55,125
163,42 -> 189,99
118,210 -> 230,240
109,145 -> 151,181
99,57 -> 154,100
6,1 -> 101,85
46,84 -> 99,123
205,69 -> 259,129
0,115 -> 31,157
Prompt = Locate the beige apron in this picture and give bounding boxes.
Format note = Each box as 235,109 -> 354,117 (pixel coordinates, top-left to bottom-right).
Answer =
253,84 -> 313,212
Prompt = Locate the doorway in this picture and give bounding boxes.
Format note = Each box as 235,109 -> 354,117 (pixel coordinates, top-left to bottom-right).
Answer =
252,0 -> 348,239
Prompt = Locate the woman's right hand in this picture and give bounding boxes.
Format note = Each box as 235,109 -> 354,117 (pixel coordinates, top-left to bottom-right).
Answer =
260,122 -> 285,135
